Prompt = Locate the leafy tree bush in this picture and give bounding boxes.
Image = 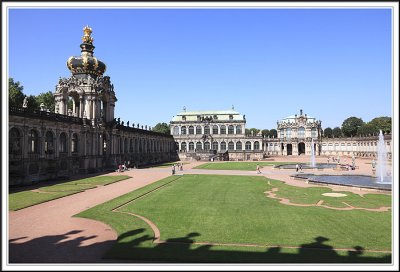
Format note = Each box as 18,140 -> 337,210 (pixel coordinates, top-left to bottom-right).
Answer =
341,117 -> 365,137
152,122 -> 170,135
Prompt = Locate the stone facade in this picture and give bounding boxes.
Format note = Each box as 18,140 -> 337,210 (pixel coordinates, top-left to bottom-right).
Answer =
8,26 -> 178,186
170,108 -> 263,161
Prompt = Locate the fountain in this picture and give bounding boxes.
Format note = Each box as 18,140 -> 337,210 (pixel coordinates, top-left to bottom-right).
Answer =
376,130 -> 391,184
310,138 -> 316,168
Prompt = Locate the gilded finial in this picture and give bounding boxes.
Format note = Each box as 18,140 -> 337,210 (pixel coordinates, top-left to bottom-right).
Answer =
82,25 -> 94,44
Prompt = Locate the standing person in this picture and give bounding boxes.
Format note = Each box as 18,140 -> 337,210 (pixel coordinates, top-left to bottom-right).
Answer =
256,164 -> 261,174
172,164 -> 176,175
299,164 -> 303,171
296,164 -> 299,172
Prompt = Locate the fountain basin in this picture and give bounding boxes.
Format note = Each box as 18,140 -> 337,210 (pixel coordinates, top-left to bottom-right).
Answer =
293,174 -> 392,191
275,163 -> 338,170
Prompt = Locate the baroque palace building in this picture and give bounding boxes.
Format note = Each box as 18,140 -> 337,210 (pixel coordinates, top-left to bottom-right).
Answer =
9,26 -> 178,186
170,108 -> 264,161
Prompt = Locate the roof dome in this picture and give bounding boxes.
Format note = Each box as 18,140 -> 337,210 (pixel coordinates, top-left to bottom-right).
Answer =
66,26 -> 106,77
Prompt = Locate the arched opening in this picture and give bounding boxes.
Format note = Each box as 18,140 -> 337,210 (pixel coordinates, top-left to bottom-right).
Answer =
287,144 -> 292,155
181,142 -> 187,152
59,132 -> 67,153
245,141 -> 251,151
196,141 -> 202,151
236,125 -> 242,134
212,125 -> 219,134
228,125 -> 234,134
189,142 -> 194,151
196,125 -> 202,135
254,141 -> 260,150
71,133 -> 78,153
204,142 -> 210,151
228,141 -> 234,151
298,142 -> 305,155
236,141 -> 242,151
220,141 -> 226,151
204,125 -> 210,135
9,128 -> 22,155
212,141 -> 218,151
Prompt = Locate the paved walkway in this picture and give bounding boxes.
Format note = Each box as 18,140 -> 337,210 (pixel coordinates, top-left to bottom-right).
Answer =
8,156 -> 391,263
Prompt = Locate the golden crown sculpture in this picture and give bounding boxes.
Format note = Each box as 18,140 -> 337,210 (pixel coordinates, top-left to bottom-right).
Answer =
82,25 -> 93,43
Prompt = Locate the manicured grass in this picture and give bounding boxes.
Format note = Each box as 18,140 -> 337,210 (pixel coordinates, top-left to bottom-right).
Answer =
76,174 -> 391,263
9,175 -> 130,211
194,162 -> 295,171
151,162 -> 190,168
268,179 -> 392,210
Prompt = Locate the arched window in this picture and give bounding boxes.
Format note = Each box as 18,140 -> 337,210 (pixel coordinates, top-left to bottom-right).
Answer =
196,141 -> 202,151
181,126 -> 187,135
9,128 -> 22,155
173,126 -> 179,135
71,133 -> 78,153
245,141 -> 252,150
189,142 -> 194,151
196,126 -> 202,134
236,125 -> 242,134
280,129 -> 284,138
236,141 -> 242,150
228,125 -> 234,134
254,141 -> 260,150
311,128 -> 317,138
212,125 -> 219,134
189,126 -> 194,135
29,129 -> 39,153
220,141 -> 226,151
228,141 -> 234,150
286,128 -> 292,139
45,131 -> 54,153
204,126 -> 210,135
181,142 -> 187,152
59,132 -> 67,153
298,127 -> 305,138
212,141 -> 218,151
204,142 -> 210,151
220,125 -> 226,134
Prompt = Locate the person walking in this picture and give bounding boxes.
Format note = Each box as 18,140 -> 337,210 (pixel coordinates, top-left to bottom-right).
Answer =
299,164 -> 303,171
180,163 -> 183,171
296,164 -> 299,172
172,164 -> 176,175
256,164 -> 261,174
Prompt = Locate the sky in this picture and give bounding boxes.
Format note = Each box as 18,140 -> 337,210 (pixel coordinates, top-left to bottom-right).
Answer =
7,6 -> 393,130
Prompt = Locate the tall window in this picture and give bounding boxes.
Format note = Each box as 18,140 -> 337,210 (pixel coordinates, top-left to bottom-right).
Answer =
204,126 -> 210,134
29,129 -> 39,153
59,132 -> 67,153
196,126 -> 202,134
236,125 -> 242,134
44,131 -> 54,154
311,128 -> 317,138
204,142 -> 210,151
280,129 -> 284,138
228,141 -> 234,150
181,142 -> 187,152
220,141 -> 226,151
298,127 -> 305,138
236,141 -> 242,150
254,141 -> 260,150
228,125 -> 234,134
189,126 -> 194,135
173,126 -> 179,135
9,128 -> 22,154
245,141 -> 251,150
196,142 -> 202,151
181,126 -> 187,135
220,125 -> 226,134
189,142 -> 194,151
71,133 -> 78,153
212,125 -> 219,134
286,128 -> 292,139
212,141 -> 218,151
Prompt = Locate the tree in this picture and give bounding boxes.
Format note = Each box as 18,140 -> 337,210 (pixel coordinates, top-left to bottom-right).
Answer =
245,128 -> 251,136
357,123 -> 376,136
323,127 -> 333,138
152,122 -> 170,135
332,127 -> 342,138
368,116 -> 392,134
249,128 -> 260,136
261,129 -> 269,137
269,129 -> 277,138
341,117 -> 365,137
35,91 -> 55,112
9,78 -> 25,107
26,95 -> 40,111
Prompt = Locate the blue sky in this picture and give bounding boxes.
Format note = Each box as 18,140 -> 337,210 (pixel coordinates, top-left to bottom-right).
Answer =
8,7 -> 393,130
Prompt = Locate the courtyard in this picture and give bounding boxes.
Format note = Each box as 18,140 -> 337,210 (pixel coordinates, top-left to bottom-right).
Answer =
9,156 -> 392,263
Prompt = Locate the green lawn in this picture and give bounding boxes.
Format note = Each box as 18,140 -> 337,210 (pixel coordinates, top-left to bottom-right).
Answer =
9,175 -> 130,211
76,174 -> 391,263
194,161 -> 295,171
151,162 -> 190,168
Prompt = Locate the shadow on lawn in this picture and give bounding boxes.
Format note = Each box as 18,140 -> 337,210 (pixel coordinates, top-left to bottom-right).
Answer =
9,229 -> 391,264
105,231 -> 392,264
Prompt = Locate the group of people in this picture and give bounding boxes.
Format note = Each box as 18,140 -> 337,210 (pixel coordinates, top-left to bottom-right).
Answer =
117,161 -> 130,172
172,162 -> 184,175
295,164 -> 303,172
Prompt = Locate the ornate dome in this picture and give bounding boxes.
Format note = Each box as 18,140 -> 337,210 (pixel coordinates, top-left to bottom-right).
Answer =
66,26 -> 106,77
